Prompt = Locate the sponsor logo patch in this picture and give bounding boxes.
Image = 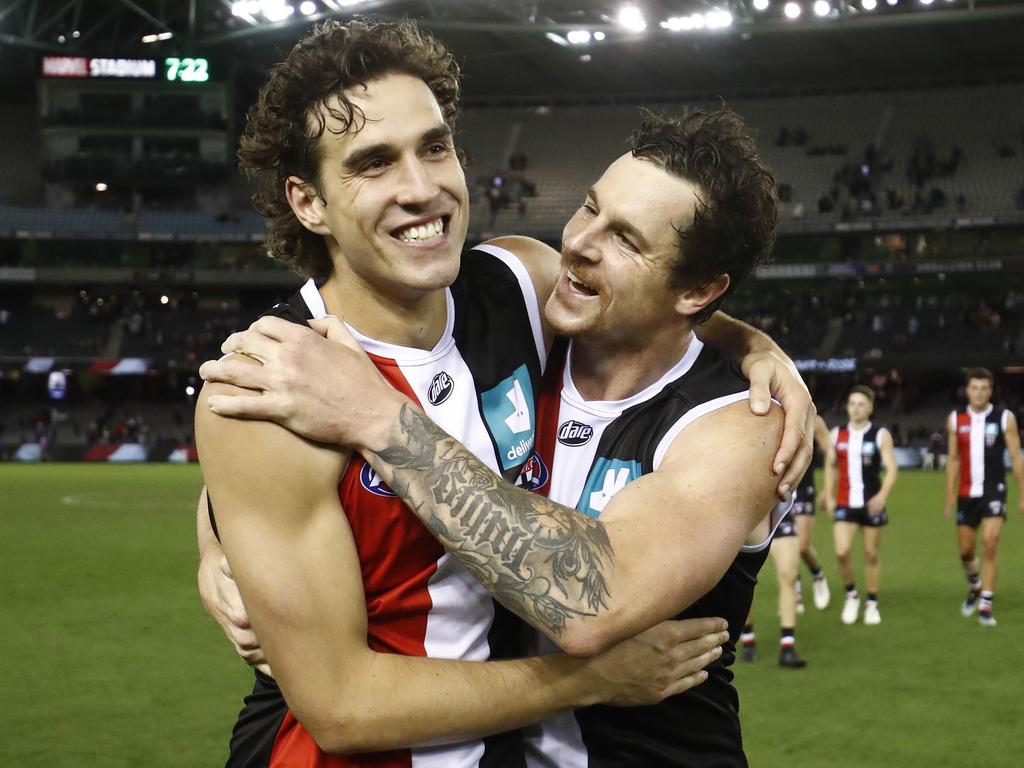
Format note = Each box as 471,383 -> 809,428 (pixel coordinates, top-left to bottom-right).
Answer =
578,458 -> 642,517
360,462 -> 397,497
557,420 -> 593,446
515,451 -> 550,491
427,371 -> 455,406
481,365 -> 536,472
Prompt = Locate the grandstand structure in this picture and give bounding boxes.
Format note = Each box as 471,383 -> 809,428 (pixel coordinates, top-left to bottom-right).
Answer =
1,0 -> 1022,462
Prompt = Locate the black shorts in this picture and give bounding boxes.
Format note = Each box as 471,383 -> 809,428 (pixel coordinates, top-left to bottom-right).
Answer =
834,506 -> 888,528
793,484 -> 816,517
774,511 -> 797,538
957,493 -> 1007,529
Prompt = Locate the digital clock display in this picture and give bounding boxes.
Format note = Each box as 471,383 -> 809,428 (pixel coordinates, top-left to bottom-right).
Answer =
165,57 -> 209,83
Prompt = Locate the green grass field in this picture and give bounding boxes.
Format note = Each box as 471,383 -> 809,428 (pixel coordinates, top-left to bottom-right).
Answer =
2,464 -> 1022,766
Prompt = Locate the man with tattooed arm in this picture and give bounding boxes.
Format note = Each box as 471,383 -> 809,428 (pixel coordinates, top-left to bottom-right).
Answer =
201,88 -> 795,766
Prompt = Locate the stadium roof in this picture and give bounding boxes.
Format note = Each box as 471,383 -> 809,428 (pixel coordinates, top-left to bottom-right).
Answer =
2,0 -> 1023,103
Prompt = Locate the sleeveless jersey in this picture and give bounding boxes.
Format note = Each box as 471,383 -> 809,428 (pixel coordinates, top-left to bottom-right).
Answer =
798,445 -> 823,495
832,422 -> 889,509
220,245 -> 544,768
950,406 -> 1009,498
519,337 -> 791,768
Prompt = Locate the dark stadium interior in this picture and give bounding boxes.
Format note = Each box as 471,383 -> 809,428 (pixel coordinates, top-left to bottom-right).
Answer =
1,0 -> 1022,461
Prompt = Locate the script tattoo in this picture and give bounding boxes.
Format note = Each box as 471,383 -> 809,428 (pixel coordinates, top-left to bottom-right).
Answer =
370,404 -> 614,636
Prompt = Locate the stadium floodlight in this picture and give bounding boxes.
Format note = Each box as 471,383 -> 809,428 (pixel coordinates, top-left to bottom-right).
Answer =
784,2 -> 802,18
545,32 -> 569,46
813,0 -> 831,16
141,32 -> 174,43
186,385 -> 196,397
705,9 -> 733,28
299,1 -> 317,14
95,182 -> 108,192
886,0 -> 898,5
617,4 -> 647,32
861,0 -> 877,9
260,1 -> 294,22
753,0 -> 770,10
161,295 -> 170,305
566,30 -> 592,44
661,16 -> 692,31
594,31 -> 606,40
232,0 -> 262,16
919,0 -> 934,4
72,30 -> 80,39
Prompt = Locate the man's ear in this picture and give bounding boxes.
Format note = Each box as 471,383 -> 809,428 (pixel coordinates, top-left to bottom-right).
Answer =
675,274 -> 730,318
285,176 -> 331,236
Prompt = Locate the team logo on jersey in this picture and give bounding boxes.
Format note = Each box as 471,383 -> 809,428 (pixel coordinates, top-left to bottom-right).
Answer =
427,371 -> 455,406
359,463 -> 397,497
557,420 -> 593,446
577,458 -> 642,518
514,451 -> 550,491
989,500 -> 1006,515
862,442 -> 875,455
985,423 -> 998,447
480,364 -> 536,471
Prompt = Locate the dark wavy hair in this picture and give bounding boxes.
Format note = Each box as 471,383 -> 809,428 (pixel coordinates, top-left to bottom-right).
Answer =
238,19 -> 461,278
628,108 -> 778,323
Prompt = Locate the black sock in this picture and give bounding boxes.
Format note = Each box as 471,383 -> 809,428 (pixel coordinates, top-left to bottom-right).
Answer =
810,565 -> 823,579
780,628 -> 795,647
845,584 -> 857,595
967,572 -> 981,590
867,592 -> 878,603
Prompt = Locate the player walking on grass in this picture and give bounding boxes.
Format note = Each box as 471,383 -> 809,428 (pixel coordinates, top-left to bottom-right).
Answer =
944,368 -> 1024,627
794,414 -> 833,612
824,385 -> 898,626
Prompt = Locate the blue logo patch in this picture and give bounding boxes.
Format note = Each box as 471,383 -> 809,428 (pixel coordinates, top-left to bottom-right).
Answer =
360,462 -> 397,497
515,451 -> 549,491
577,458 -> 642,518
480,365 -> 536,471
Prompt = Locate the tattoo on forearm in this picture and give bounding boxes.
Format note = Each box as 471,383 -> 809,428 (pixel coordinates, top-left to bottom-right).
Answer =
370,404 -> 614,636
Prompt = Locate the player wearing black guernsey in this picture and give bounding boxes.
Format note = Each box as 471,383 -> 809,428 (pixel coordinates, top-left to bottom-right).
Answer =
943,368 -> 1024,627
193,20 -> 816,768
793,415 -> 832,612
205,108 -> 790,766
824,386 -> 898,626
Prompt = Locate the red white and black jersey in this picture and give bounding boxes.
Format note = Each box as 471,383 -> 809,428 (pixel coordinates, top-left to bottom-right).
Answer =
831,422 -> 890,509
218,244 -> 545,768
950,405 -> 1010,499
519,337 -> 791,768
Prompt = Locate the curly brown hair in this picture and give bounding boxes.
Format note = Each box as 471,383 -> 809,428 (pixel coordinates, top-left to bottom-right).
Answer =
628,108 -> 778,324
238,19 -> 461,278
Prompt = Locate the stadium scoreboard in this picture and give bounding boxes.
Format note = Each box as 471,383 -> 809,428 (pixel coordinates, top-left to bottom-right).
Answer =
41,55 -> 210,83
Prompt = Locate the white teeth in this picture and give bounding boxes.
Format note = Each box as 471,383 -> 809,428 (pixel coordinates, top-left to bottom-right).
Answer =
567,268 -> 593,291
397,218 -> 444,242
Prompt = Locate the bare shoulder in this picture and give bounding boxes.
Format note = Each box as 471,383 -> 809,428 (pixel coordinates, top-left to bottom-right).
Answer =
661,399 -> 783,479
195,359 -> 348,499
481,235 -> 560,297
